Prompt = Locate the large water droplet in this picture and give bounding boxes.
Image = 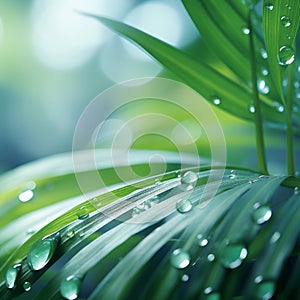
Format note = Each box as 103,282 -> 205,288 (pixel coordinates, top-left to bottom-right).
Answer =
278,46 -> 295,66
60,275 -> 82,300
252,204 -> 272,225
176,198 -> 193,213
256,280 -> 275,300
170,248 -> 191,269
77,206 -> 89,220
258,80 -> 270,94
5,264 -> 21,289
27,234 -> 59,270
220,244 -> 248,269
280,16 -> 291,27
181,171 -> 198,185
23,281 -> 31,292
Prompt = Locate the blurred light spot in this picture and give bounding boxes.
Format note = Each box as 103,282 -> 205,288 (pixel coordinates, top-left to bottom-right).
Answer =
0,17 -> 3,47
19,190 -> 34,202
30,0 -> 131,70
100,37 -> 162,83
171,120 -> 202,145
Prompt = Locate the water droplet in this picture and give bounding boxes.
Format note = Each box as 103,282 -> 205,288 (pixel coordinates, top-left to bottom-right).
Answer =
229,170 -> 237,179
252,205 -> 272,225
256,280 -> 275,300
261,68 -> 269,76
207,254 -> 215,262
77,206 -> 89,220
249,105 -> 256,113
5,264 -> 21,289
270,231 -> 280,244
220,244 -> 248,269
144,195 -> 160,208
27,228 -> 36,235
67,230 -> 75,239
18,190 -> 34,202
181,274 -> 189,282
280,16 -> 291,27
258,80 -> 270,94
265,4 -> 274,11
242,27 -> 250,35
294,81 -> 300,88
197,234 -> 209,247
60,275 -> 82,300
213,98 -> 221,105
23,281 -> 31,292
204,287 -> 213,295
278,46 -> 295,66
27,234 -> 59,270
176,198 -> 193,213
260,49 -> 268,59
276,105 -> 284,112
181,171 -> 198,185
170,248 -> 191,269
294,187 -> 299,195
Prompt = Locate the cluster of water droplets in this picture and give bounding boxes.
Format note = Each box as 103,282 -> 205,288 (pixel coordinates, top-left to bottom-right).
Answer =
176,171 -> 198,214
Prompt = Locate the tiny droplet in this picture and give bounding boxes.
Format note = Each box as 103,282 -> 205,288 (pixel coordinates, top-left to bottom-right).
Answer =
280,16 -> 291,27
176,198 -> 193,213
252,205 -> 272,225
23,281 -> 31,292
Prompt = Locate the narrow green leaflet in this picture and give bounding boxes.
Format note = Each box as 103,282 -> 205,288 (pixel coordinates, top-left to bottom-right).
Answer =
85,14 -> 289,128
263,0 -> 300,104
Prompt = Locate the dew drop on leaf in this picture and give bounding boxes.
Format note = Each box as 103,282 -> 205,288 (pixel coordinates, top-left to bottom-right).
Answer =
207,254 -> 215,262
278,46 -> 295,66
229,170 -> 238,179
66,230 -> 75,239
60,275 -> 82,300
197,234 -> 209,247
23,281 -> 32,292
294,187 -> 299,195
265,3 -> 274,10
241,27 -> 250,35
220,244 -> 248,269
170,248 -> 191,269
270,231 -> 280,244
176,198 -> 193,213
252,204 -> 272,225
261,68 -> 269,76
5,264 -> 21,289
257,79 -> 270,94
213,98 -> 221,105
181,171 -> 198,185
280,16 -> 291,27
27,234 -> 59,270
255,280 -> 275,300
249,105 -> 256,113
260,49 -> 268,59
77,206 -> 89,220
181,274 -> 189,282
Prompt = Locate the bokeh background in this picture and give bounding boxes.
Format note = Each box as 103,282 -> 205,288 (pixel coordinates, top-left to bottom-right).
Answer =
0,0 -> 297,174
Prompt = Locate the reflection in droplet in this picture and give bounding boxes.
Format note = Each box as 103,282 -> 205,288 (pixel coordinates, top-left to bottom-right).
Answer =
278,46 -> 295,66
27,234 -> 59,270
258,79 -> 270,94
77,206 -> 89,220
280,16 -> 291,27
170,248 -> 191,269
23,281 -> 32,292
60,275 -> 82,300
252,204 -> 272,225
220,244 -> 248,269
176,198 -> 193,213
5,264 -> 22,289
